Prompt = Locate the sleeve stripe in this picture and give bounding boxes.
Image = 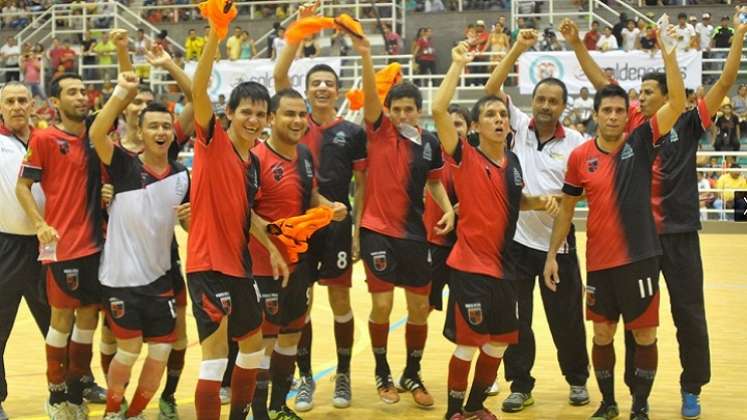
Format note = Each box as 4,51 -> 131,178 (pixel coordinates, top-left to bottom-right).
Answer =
697,99 -> 713,130
562,183 -> 583,196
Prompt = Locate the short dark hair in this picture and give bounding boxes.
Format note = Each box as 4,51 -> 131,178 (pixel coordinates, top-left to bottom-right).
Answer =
50,73 -> 83,98
470,95 -> 509,124
384,82 -> 422,111
138,85 -> 154,97
532,77 -> 568,105
685,88 -> 694,96
592,20 -> 599,26
305,64 -> 340,90
138,102 -> 172,127
270,88 -> 305,113
677,12 -> 687,20
447,104 -> 471,126
228,81 -> 271,113
641,72 -> 668,95
593,84 -> 629,112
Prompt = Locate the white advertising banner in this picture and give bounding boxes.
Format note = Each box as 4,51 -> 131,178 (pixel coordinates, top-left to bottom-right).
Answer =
517,50 -> 702,95
184,57 -> 342,101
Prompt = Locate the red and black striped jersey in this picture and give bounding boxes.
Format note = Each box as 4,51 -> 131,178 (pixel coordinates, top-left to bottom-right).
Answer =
423,147 -> 457,247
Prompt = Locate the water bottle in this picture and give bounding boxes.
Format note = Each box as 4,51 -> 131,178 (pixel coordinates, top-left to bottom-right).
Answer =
38,240 -> 58,262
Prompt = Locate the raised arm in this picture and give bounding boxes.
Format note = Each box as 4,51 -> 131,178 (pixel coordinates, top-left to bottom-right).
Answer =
111,28 -> 133,73
351,35 -> 381,124
559,19 -> 610,90
485,28 -> 538,96
147,45 -> 193,102
193,27 -> 221,130
89,71 -> 139,165
705,10 -> 747,115
433,42 -> 473,156
273,1 -> 319,91
653,26 -> 686,136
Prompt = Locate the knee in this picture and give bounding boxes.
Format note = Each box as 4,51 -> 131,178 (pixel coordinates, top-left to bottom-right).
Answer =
593,326 -> 616,345
632,328 -> 657,346
406,297 -> 430,323
148,342 -> 172,363
277,332 -> 301,348
50,309 -> 74,332
329,289 -> 352,315
238,330 -> 264,353
370,297 -> 393,320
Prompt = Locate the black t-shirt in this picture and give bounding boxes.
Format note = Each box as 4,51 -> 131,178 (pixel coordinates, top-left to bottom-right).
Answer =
713,27 -> 734,48
714,114 -> 740,151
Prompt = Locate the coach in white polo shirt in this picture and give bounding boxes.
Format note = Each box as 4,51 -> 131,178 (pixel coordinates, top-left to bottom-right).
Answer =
484,29 -> 590,414
0,82 -> 50,419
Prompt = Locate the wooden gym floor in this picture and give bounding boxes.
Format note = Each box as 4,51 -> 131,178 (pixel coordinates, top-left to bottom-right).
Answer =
3,232 -> 746,419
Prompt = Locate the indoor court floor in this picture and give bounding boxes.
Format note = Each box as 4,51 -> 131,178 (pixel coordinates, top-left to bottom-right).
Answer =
3,232 -> 746,419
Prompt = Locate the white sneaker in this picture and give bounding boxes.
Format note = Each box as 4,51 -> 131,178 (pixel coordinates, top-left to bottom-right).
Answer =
486,380 -> 500,396
45,400 -> 71,420
66,402 -> 88,420
125,414 -> 146,420
103,413 -> 124,420
294,375 -> 315,412
219,386 -> 231,405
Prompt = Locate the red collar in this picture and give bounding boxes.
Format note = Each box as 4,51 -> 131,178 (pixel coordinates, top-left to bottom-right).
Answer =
0,122 -> 33,138
528,118 -> 566,140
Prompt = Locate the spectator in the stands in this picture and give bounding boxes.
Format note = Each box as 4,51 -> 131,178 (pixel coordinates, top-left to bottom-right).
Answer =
713,102 -> 741,151
572,87 -> 593,125
469,20 -> 491,85
330,27 -> 351,57
423,0 -> 445,12
693,13 -> 715,51
86,83 -> 102,111
685,88 -> 697,111
597,26 -> 618,51
489,20 -> 510,66
628,88 -> 640,108
101,79 -> 114,102
226,26 -> 243,61
539,27 -> 562,51
714,163 -> 747,216
80,30 -> 97,81
20,47 -> 44,98
674,12 -> 696,52
511,16 -> 529,42
732,84 -> 747,138
712,16 -> 734,73
240,31 -> 257,59
155,29 -> 172,55
621,19 -> 640,52
697,172 -> 714,220
133,28 -> 151,80
58,39 -> 77,73
497,16 -> 511,37
0,36 -> 21,82
268,21 -> 281,58
185,28 -> 205,61
612,12 -> 626,46
640,21 -> 657,55
299,34 -> 321,58
413,26 -> 436,86
584,20 -> 600,51
383,23 -> 403,57
272,26 -> 286,60
94,31 -> 117,81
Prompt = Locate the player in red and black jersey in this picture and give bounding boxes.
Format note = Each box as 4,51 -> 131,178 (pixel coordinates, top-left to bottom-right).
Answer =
188,13 -> 289,420
16,73 -> 103,417
561,15 -> 747,416
272,3 -> 367,408
352,33 -> 456,408
248,88 -> 347,420
433,43 -> 558,420
544,57 -> 686,420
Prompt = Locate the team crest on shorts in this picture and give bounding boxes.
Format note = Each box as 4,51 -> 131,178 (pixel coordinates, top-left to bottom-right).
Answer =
109,298 -> 125,319
216,292 -> 232,315
586,158 -> 598,173
371,251 -> 387,271
264,294 -> 279,315
585,286 -> 596,307
465,303 -> 483,325
63,268 -> 79,291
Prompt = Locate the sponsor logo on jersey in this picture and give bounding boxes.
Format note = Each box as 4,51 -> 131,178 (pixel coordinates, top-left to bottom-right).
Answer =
621,143 -> 634,160
371,251 -> 387,271
669,128 -> 679,143
109,298 -> 125,319
587,157 -> 599,173
333,131 -> 347,146
304,158 -> 313,178
512,167 -> 523,186
423,142 -> 432,161
465,303 -> 483,325
63,268 -> 79,291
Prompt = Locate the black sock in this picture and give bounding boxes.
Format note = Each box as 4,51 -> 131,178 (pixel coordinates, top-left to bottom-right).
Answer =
446,389 -> 465,418
161,373 -> 180,401
337,347 -> 351,374
632,342 -> 657,412
297,322 -> 313,377
404,349 -> 423,377
592,342 -> 616,404
251,370 -> 269,416
373,347 -> 390,378
49,383 -> 67,405
269,372 -> 293,411
222,340 -> 239,387
463,383 -> 489,412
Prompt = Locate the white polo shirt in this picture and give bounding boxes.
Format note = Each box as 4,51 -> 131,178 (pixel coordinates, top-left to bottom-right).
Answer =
0,126 -> 44,236
508,98 -> 587,253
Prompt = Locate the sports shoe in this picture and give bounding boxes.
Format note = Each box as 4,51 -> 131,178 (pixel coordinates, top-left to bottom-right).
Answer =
629,409 -> 649,420
66,402 -> 88,420
375,373 -> 400,404
570,385 -> 591,406
0,403 -> 8,420
681,392 -> 701,419
332,372 -> 352,408
464,407 -> 499,420
398,371 -> 434,408
294,375 -> 315,412
81,376 -> 107,404
126,414 -> 146,420
158,396 -> 179,420
219,386 -> 231,405
45,400 -> 71,420
103,413 -> 124,420
486,381 -> 500,397
589,401 -> 620,419
501,392 -> 534,412
268,405 -> 303,420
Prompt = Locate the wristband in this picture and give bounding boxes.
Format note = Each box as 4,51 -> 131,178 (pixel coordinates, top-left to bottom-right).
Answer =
112,85 -> 129,101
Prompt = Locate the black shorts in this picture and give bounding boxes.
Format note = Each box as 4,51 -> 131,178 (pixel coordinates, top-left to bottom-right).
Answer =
103,275 -> 176,343
443,269 -> 518,346
428,244 -> 452,311
187,271 -> 263,342
168,239 -> 187,307
306,215 -> 353,287
255,260 -> 312,337
586,257 -> 661,330
360,228 -> 430,295
46,252 -> 101,309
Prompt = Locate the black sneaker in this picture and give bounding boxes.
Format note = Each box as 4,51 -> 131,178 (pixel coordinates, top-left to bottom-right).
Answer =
629,407 -> 649,420
269,405 -> 303,420
589,401 -> 620,419
81,375 -> 107,404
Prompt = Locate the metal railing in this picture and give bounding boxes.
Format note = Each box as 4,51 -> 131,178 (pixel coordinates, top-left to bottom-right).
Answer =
511,0 -> 654,32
